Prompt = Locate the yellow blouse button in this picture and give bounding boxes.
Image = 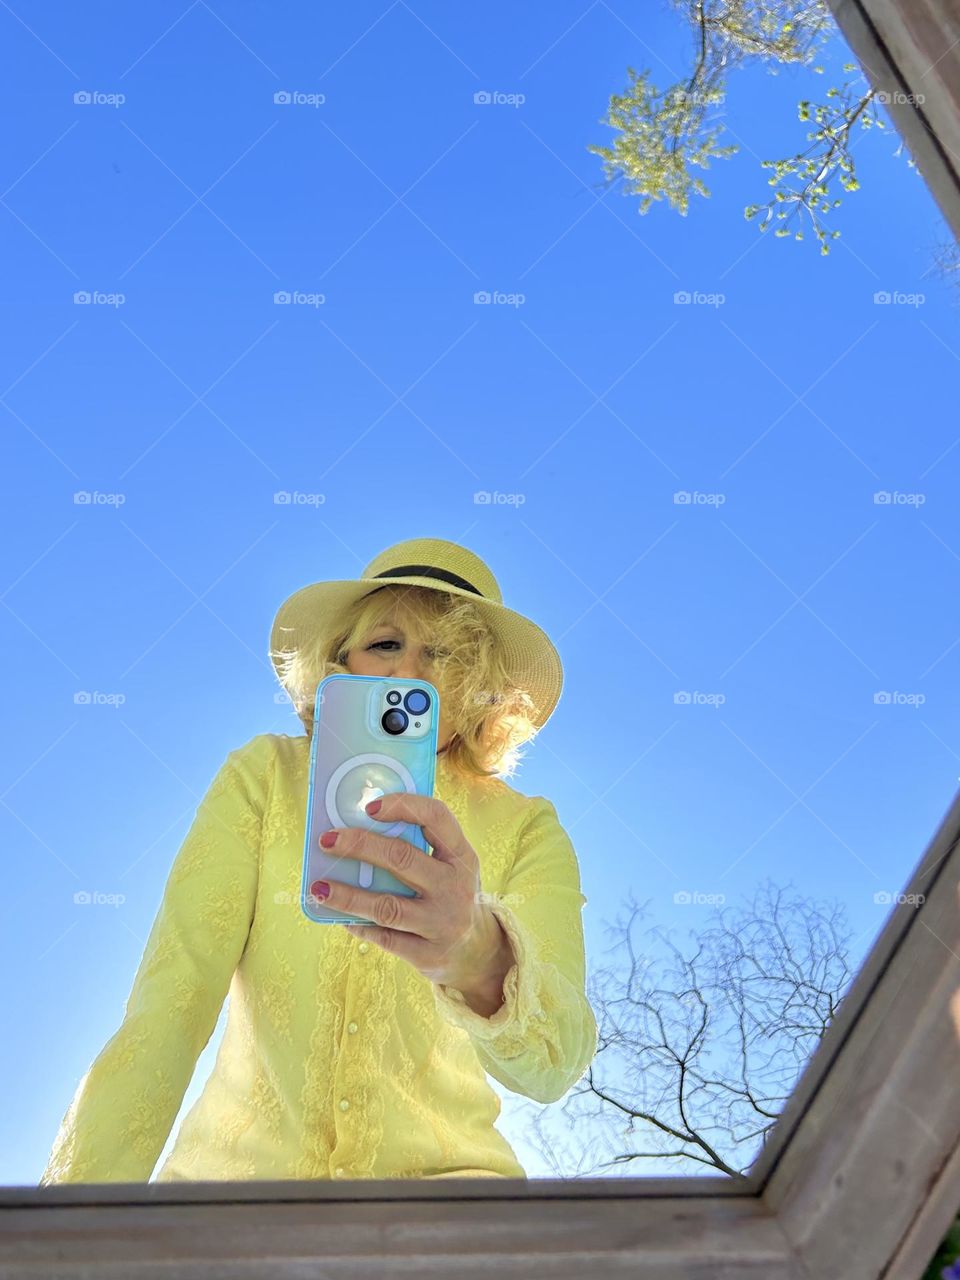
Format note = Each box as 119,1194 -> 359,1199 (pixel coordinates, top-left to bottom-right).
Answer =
358,942 -> 369,954
334,1166 -> 344,1177
347,1021 -> 358,1034
339,1098 -> 350,1111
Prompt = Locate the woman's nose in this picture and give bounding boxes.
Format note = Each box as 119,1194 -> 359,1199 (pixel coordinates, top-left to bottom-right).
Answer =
390,657 -> 424,680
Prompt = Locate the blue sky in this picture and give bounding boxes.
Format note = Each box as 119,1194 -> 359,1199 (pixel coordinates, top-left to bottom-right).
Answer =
3,2 -> 959,1186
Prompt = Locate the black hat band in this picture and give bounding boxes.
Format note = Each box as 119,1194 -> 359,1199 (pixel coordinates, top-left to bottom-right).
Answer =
371,564 -> 484,598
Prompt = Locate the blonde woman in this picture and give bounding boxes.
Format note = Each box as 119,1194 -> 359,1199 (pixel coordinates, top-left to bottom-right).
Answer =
40,538 -> 597,1184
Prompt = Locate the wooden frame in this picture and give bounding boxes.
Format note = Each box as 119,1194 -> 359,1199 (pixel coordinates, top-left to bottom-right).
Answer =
5,1 -> 960,1275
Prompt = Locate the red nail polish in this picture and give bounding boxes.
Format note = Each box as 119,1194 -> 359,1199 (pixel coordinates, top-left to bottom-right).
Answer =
366,798 -> 382,815
320,830 -> 338,848
311,880 -> 330,900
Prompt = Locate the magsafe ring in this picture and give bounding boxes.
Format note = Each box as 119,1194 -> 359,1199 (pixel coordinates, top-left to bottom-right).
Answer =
324,753 -> 416,889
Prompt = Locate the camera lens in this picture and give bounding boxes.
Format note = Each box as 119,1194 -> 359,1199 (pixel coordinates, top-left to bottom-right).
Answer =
404,688 -> 430,716
382,708 -> 408,736
386,690 -> 401,705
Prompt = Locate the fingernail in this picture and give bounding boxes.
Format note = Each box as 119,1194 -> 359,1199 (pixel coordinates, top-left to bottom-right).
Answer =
311,880 -> 330,900
320,830 -> 338,848
366,799 -> 382,815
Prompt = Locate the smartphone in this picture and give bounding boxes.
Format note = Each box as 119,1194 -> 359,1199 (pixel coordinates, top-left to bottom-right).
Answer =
301,672 -> 440,925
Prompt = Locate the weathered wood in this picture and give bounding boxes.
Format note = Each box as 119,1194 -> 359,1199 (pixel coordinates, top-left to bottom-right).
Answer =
762,789 -> 960,1280
750,784 -> 960,1190
885,1136 -> 960,1280
828,0 -> 960,241
0,1172 -> 753,1207
0,1194 -> 803,1280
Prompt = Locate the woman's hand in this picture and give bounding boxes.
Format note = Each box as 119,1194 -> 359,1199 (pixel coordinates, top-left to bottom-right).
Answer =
311,793 -> 515,1009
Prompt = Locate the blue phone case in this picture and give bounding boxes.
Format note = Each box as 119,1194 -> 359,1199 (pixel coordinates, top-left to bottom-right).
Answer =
301,673 -> 439,925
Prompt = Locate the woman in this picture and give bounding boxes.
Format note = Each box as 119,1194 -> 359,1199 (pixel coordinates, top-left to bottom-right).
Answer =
39,537 -> 597,1184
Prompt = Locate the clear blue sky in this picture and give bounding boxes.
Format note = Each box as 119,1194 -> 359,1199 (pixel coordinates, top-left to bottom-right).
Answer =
3,2 -> 958,1186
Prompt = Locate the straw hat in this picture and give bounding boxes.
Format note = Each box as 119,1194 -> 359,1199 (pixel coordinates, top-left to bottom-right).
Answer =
269,537 -> 563,734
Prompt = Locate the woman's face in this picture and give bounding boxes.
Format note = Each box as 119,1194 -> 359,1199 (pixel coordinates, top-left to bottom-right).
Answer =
344,620 -> 454,754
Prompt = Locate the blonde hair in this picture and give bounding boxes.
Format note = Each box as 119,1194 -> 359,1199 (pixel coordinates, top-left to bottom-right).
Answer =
270,583 -> 541,780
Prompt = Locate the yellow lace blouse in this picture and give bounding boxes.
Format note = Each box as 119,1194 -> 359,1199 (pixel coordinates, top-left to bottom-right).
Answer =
39,732 -> 597,1184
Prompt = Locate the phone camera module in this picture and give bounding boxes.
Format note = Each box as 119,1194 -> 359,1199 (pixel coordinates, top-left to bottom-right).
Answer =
404,688 -> 431,716
381,707 -> 408,736
386,690 -> 402,705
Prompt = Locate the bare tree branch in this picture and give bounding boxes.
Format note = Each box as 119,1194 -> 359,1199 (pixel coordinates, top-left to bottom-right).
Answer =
520,879 -> 854,1178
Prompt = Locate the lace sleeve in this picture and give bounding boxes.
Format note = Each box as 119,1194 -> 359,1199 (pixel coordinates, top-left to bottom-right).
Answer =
433,796 -> 598,1105
38,736 -> 272,1185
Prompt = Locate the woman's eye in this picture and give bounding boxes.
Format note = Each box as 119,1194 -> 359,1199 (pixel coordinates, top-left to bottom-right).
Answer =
366,640 -> 443,659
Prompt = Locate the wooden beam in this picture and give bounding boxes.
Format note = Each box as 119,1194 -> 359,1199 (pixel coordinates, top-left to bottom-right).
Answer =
828,0 -> 960,241
0,1191 -> 802,1279
762,790 -> 960,1279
